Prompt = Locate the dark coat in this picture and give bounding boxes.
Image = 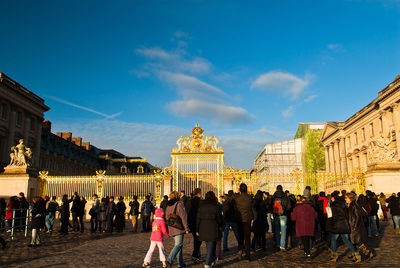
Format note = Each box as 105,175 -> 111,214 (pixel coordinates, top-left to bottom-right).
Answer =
141,200 -> 154,217
386,196 -> 400,216
114,201 -> 126,230
291,202 -> 317,237
188,196 -> 201,232
196,201 -> 223,242
252,198 -> 268,234
271,190 -> 291,216
348,201 -> 368,244
106,201 -> 116,217
70,195 -> 80,213
18,197 -> 29,210
222,194 -> 236,222
234,193 -> 254,223
31,200 -> 46,229
78,199 -> 86,217
98,201 -> 107,222
165,199 -> 189,236
160,199 -> 168,210
60,200 -> 71,220
129,200 -> 139,216
326,200 -> 350,234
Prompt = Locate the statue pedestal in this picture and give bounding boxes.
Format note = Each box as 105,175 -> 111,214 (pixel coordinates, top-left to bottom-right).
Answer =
365,162 -> 400,194
0,166 -> 40,200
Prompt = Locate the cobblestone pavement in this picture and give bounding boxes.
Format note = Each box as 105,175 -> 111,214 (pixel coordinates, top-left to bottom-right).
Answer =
1,220 -> 399,267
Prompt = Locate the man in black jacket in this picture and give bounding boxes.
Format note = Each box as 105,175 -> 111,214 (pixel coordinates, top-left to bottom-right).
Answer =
222,190 -> 239,252
188,188 -> 202,263
70,192 -> 81,232
129,195 -> 139,232
386,193 -> 400,233
271,185 -> 291,251
18,192 -> 29,231
106,196 -> 116,232
234,183 -> 254,261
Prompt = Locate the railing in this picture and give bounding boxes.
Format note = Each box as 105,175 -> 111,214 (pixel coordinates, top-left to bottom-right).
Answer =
1,208 -> 31,239
41,170 -> 165,202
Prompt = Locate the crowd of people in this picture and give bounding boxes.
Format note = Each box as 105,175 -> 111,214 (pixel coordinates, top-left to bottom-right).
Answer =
0,185 -> 400,267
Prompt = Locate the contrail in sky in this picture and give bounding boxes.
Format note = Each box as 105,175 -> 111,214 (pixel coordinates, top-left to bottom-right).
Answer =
45,95 -> 122,119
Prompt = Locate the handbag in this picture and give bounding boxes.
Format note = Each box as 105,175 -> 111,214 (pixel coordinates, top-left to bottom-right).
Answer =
166,202 -> 184,230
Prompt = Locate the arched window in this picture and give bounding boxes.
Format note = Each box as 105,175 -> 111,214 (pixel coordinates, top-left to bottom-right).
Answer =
137,165 -> 144,174
120,165 -> 127,173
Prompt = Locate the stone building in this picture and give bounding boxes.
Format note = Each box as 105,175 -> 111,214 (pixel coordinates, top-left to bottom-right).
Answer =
39,121 -> 101,175
98,149 -> 156,175
0,72 -> 49,171
321,75 -> 400,174
321,75 -> 400,194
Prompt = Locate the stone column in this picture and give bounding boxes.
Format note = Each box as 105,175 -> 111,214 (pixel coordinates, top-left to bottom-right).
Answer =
23,117 -> 30,144
34,120 -> 42,169
324,146 -> 330,172
391,103 -> 400,156
7,110 -> 16,150
329,143 -> 335,174
334,140 -> 341,174
339,137 -> 348,174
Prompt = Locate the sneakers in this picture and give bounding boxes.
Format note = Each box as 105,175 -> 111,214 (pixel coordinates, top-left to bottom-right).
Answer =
142,263 -> 150,268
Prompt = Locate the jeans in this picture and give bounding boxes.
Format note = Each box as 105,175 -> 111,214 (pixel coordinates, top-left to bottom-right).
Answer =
393,215 -> 400,229
90,213 -> 98,232
192,232 -> 202,258
142,215 -> 151,232
223,221 -> 239,250
331,234 -> 356,253
167,234 -> 184,266
45,212 -> 55,231
367,215 -> 379,236
130,215 -> 138,232
30,229 -> 41,245
267,213 -> 273,233
205,241 -> 216,266
273,215 -> 287,249
72,212 -> 79,231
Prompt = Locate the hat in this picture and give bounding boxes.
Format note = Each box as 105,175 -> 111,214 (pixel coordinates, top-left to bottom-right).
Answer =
155,208 -> 164,218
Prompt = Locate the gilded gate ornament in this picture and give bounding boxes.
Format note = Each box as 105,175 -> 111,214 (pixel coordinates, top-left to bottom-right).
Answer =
173,124 -> 223,153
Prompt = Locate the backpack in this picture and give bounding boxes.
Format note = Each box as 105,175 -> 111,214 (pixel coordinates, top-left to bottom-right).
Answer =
273,198 -> 284,215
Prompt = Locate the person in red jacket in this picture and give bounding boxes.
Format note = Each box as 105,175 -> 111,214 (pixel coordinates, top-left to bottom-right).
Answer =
291,196 -> 317,257
5,196 -> 19,232
143,208 -> 170,268
317,192 -> 329,241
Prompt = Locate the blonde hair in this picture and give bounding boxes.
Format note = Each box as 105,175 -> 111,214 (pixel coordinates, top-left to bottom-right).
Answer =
346,192 -> 356,202
169,191 -> 180,200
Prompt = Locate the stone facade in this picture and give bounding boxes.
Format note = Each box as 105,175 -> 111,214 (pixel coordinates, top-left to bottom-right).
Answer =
0,72 -> 49,171
321,75 -> 400,174
39,121 -> 101,175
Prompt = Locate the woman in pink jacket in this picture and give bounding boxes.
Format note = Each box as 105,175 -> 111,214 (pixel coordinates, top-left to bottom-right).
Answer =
143,208 -> 170,268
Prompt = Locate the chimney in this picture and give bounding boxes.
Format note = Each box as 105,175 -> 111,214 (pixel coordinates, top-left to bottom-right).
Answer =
82,142 -> 90,150
61,132 -> 72,141
42,120 -> 52,132
72,137 -> 82,146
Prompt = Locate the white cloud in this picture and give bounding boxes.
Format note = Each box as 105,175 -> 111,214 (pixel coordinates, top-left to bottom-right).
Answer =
303,94 -> 318,103
282,106 -> 294,118
327,43 -> 345,52
135,46 -> 212,75
168,99 -> 252,124
159,71 -> 227,102
251,71 -> 313,100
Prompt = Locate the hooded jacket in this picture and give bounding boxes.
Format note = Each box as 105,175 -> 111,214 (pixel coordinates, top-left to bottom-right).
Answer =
150,209 -> 170,241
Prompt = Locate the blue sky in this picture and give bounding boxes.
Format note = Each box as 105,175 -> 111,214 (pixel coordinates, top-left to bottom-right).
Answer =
1,0 -> 400,169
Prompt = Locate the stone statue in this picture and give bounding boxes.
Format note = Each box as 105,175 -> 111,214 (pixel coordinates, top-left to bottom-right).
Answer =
6,139 -> 33,167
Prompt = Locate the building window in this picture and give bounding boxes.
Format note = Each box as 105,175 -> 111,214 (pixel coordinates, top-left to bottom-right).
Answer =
370,122 -> 374,137
0,103 -> 6,119
137,165 -> 144,173
120,165 -> 127,173
361,128 -> 365,141
379,116 -> 383,133
354,132 -> 358,145
30,117 -> 35,131
16,111 -> 22,126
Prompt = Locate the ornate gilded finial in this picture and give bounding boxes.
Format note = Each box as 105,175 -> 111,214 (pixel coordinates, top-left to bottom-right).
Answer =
191,123 -> 204,138
96,170 -> 106,176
